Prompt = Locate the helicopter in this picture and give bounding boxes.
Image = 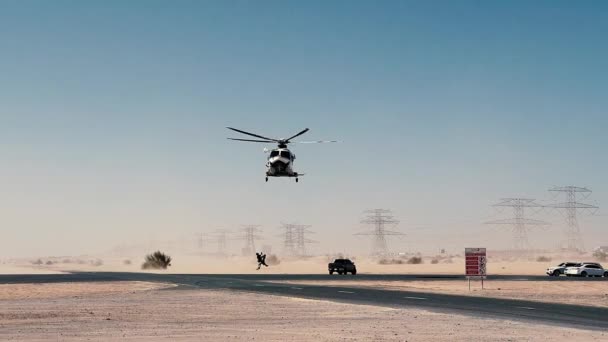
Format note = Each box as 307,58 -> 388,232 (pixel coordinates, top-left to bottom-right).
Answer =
227,127 -> 337,182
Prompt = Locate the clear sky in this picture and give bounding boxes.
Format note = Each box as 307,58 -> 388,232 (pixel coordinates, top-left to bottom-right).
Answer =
1,1 -> 607,257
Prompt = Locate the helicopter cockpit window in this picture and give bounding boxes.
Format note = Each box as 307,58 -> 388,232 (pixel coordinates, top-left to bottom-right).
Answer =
280,151 -> 291,159
269,151 -> 279,158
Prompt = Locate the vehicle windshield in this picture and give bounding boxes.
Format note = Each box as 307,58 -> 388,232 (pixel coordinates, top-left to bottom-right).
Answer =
280,150 -> 291,159
269,151 -> 279,158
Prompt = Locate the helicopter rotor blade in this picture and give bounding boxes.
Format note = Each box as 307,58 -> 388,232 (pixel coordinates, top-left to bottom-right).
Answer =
227,138 -> 276,143
297,140 -> 339,144
284,128 -> 309,142
226,127 -> 278,142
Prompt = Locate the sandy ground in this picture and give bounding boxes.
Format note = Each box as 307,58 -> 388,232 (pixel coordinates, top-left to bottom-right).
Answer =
0,281 -> 174,300
0,264 -> 64,275
271,279 -> 608,308
0,282 -> 606,341
3,255 -> 586,276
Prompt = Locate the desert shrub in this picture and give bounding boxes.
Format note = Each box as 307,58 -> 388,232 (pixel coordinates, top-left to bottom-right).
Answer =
31,259 -> 43,265
45,260 -> 54,265
123,259 -> 132,265
266,254 -> 280,266
431,259 -> 439,264
62,259 -> 73,264
593,250 -> 607,261
407,256 -> 423,264
536,256 -> 551,262
378,258 -> 404,265
141,251 -> 172,270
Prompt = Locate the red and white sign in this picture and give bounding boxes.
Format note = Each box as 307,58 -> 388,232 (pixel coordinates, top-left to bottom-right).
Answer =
465,247 -> 487,278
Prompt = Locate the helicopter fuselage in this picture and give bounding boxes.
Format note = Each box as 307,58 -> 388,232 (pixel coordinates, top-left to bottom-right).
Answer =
226,126 -> 335,183
266,148 -> 298,178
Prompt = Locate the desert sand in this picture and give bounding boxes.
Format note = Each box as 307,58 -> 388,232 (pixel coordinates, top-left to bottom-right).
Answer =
4,254 -> 586,276
1,282 -> 606,341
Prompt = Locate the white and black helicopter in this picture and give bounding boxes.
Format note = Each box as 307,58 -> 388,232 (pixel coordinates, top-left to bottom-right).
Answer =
227,127 -> 337,182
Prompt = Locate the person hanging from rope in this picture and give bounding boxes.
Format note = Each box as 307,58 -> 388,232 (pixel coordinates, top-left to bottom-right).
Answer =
255,252 -> 263,270
255,252 -> 269,270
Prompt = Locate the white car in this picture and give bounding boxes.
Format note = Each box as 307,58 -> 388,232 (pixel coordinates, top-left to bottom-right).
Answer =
546,262 -> 580,276
564,263 -> 608,277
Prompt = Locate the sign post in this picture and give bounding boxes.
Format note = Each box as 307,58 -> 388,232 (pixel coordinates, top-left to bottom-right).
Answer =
465,247 -> 487,290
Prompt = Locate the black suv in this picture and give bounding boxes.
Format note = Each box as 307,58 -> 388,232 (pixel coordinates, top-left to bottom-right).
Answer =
328,259 -> 357,275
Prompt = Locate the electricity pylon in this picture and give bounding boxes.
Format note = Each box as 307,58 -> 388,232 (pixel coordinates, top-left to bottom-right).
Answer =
280,223 -> 315,257
548,186 -> 599,251
238,225 -> 263,256
355,209 -> 404,256
485,198 -> 550,250
201,229 -> 231,256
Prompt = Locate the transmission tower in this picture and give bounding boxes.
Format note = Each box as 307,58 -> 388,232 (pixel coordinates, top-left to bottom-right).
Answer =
238,225 -> 263,256
294,224 -> 316,256
280,223 -> 316,256
202,229 -> 230,256
355,209 -> 404,256
485,198 -> 550,251
548,186 -> 599,251
279,223 -> 295,256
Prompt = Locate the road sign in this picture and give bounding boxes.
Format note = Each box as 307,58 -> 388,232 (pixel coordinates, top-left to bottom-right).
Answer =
465,247 -> 487,278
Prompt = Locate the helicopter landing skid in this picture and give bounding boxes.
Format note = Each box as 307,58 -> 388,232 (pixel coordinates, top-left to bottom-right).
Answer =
265,173 -> 304,182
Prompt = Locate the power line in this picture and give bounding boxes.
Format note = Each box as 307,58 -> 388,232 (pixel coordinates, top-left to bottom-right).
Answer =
485,198 -> 550,251
355,209 -> 404,256
548,186 -> 599,251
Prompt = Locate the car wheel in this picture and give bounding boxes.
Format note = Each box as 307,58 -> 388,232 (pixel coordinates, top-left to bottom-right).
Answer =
329,270 -> 333,275
337,271 -> 343,275
581,271 -> 587,277
604,272 -> 608,278
352,270 -> 357,275
553,270 -> 560,277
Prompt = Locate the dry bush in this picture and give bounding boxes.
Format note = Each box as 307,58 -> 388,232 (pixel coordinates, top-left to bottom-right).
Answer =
45,260 -> 54,265
593,250 -> 607,262
31,259 -> 43,265
536,256 -> 551,262
123,259 -> 132,265
141,251 -> 172,270
431,259 -> 439,264
266,254 -> 280,266
406,256 -> 423,264
378,258 -> 404,265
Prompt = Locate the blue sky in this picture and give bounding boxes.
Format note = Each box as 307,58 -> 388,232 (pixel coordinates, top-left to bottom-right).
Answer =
1,1 -> 606,257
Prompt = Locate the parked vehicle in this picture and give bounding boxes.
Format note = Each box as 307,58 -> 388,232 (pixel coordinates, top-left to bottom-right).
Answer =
328,259 -> 357,275
564,263 -> 608,277
546,262 -> 580,276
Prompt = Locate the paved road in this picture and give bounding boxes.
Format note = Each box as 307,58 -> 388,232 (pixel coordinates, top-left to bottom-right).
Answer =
1,272 -> 607,330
